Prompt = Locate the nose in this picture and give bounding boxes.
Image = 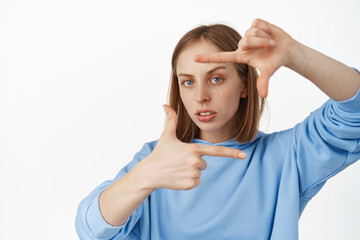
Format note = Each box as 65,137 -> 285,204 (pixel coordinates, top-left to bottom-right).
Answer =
195,84 -> 210,103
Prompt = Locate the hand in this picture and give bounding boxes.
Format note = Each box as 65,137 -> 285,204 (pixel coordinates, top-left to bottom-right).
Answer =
194,19 -> 295,98
137,104 -> 247,191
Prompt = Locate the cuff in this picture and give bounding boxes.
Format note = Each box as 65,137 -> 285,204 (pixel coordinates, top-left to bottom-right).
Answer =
86,191 -> 128,239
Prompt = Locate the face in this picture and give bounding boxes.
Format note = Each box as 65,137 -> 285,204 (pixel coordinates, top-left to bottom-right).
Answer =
176,40 -> 248,143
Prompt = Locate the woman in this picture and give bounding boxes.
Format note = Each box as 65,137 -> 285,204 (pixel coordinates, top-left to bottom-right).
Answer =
75,19 -> 360,239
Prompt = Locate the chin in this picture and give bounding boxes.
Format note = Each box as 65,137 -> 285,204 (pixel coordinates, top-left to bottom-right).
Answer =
196,122 -> 224,132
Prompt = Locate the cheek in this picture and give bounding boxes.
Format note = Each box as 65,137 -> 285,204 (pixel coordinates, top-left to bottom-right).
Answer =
179,89 -> 185,103
179,90 -> 192,109
219,88 -> 241,113
219,87 -> 241,103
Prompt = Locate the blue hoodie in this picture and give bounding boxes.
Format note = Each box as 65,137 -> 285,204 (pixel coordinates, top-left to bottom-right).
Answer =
76,70 -> 360,240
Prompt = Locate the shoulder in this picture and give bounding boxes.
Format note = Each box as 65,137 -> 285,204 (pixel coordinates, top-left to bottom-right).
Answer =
256,128 -> 297,154
258,128 -> 295,144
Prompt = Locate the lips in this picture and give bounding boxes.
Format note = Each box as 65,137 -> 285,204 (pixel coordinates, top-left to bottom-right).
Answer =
195,109 -> 217,115
195,109 -> 217,122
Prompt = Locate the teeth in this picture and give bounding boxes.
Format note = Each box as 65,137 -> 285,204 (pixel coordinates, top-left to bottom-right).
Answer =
199,112 -> 213,116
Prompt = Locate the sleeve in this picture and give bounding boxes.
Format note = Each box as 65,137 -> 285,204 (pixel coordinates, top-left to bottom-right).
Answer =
294,67 -> 360,200
75,142 -> 153,240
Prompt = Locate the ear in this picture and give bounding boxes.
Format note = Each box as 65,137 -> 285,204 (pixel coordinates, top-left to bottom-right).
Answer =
241,87 -> 248,98
240,77 -> 248,99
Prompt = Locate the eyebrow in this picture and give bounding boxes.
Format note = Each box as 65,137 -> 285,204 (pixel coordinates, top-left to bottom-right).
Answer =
178,66 -> 227,78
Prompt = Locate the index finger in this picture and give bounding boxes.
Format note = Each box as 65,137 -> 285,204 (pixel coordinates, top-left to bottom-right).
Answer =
193,51 -> 238,63
196,144 -> 247,159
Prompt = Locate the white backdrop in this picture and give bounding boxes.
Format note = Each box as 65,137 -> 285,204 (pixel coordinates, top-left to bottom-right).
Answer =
0,0 -> 359,239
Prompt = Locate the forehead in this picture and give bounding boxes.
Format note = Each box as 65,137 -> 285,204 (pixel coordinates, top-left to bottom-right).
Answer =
176,40 -> 234,74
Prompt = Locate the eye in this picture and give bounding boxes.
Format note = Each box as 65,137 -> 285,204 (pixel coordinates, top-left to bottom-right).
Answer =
211,77 -> 223,83
183,80 -> 194,86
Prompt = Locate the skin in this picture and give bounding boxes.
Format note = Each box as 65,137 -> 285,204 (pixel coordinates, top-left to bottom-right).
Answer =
176,40 -> 248,143
97,19 -> 360,227
194,19 -> 360,101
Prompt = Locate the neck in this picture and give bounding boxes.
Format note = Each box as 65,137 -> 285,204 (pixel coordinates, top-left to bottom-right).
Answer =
198,130 -> 234,144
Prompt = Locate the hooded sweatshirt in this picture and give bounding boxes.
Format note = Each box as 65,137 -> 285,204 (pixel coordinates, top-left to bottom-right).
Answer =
76,70 -> 360,240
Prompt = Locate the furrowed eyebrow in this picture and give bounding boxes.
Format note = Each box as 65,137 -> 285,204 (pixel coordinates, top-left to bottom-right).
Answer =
207,66 -> 227,76
178,66 -> 227,78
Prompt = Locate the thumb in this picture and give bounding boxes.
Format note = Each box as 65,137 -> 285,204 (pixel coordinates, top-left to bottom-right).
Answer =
256,72 -> 270,98
162,104 -> 178,138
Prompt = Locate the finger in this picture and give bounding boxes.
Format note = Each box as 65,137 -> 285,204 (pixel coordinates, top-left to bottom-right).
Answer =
239,36 -> 276,50
162,104 -> 178,137
196,144 -> 247,159
193,51 -> 239,63
245,27 -> 272,39
251,18 -> 271,34
256,73 -> 270,98
199,159 -> 207,170
251,18 -> 284,37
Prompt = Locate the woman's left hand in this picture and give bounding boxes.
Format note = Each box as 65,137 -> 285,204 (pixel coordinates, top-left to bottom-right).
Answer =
194,18 -> 295,98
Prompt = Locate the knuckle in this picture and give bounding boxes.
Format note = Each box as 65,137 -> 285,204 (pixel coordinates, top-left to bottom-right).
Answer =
192,170 -> 201,178
168,115 -> 177,122
185,179 -> 198,190
251,27 -> 259,36
242,37 -> 251,46
189,144 -> 200,154
253,18 -> 261,27
189,158 -> 201,168
235,53 -> 243,63
263,39 -> 270,47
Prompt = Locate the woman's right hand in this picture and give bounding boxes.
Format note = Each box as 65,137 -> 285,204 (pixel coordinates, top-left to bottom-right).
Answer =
134,104 -> 247,191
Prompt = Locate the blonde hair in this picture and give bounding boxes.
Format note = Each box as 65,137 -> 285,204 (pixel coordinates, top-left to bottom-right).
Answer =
168,24 -> 265,143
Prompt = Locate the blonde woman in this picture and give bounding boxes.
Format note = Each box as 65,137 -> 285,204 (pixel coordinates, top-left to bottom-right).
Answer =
76,19 -> 360,239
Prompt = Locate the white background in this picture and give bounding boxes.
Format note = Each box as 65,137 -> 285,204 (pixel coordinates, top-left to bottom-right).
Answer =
0,0 -> 359,239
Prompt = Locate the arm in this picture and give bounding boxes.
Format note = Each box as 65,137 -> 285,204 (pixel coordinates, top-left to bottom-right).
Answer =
286,40 -> 360,101
75,105 -> 247,239
99,162 -> 156,226
75,143 -> 154,240
98,104 -> 249,226
294,78 -> 360,202
194,18 -> 360,100
194,18 -> 360,204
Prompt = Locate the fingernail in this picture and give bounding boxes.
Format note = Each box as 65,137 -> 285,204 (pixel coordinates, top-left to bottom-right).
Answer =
269,39 -> 276,46
239,153 -> 247,159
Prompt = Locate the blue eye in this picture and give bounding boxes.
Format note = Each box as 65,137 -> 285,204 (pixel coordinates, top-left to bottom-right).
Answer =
183,80 -> 194,86
212,77 -> 223,83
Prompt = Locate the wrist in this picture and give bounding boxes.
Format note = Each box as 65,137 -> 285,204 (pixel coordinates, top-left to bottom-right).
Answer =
130,157 -> 159,192
284,38 -> 304,70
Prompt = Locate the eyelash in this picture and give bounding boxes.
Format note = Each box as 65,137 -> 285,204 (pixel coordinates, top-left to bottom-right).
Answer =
212,77 -> 223,83
181,77 -> 224,86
